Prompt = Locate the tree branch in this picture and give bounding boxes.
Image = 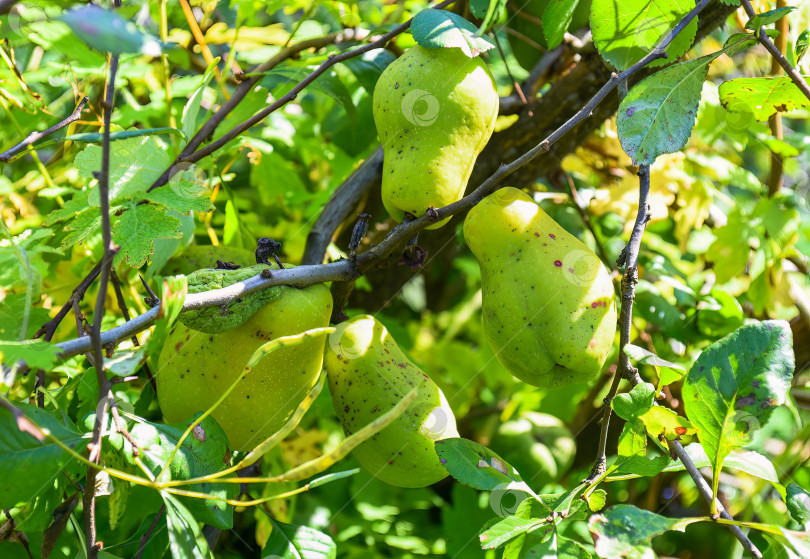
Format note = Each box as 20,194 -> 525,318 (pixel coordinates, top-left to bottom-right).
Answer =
0,96 -> 88,162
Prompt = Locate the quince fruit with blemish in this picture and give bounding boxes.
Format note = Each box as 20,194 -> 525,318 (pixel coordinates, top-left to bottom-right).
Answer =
156,276 -> 332,451
162,245 -> 254,276
324,315 -> 459,488
463,187 -> 617,388
373,45 -> 498,228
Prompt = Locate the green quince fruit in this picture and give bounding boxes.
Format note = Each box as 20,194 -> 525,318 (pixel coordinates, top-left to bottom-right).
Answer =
162,245 -> 254,276
491,412 -> 575,487
464,187 -> 617,388
179,264 -> 281,333
373,45 -> 498,228
507,0 -> 592,71
157,279 -> 332,451
324,315 -> 459,488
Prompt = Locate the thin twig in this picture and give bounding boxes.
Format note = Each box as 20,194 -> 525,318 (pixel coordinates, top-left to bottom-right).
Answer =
0,97 -> 88,162
84,42 -> 120,558
740,0 -> 810,102
586,164 -> 650,482
133,505 -> 165,559
33,261 -> 102,342
110,271 -> 156,391
669,440 -> 763,558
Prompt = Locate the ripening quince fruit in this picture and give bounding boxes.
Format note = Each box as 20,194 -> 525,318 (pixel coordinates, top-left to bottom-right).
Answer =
157,279 -> 332,451
491,412 -> 576,487
464,187 -> 616,388
324,315 -> 459,488
373,45 -> 498,228
162,245 -> 254,276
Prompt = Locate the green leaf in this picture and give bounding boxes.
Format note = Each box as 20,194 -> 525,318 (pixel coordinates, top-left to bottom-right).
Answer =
0,340 -> 60,371
183,58 -> 220,145
719,76 -> 810,121
623,344 -> 685,371
62,208 -> 102,249
261,66 -> 355,120
543,0 -> 580,49
618,53 -> 713,166
161,492 -> 213,559
473,0 -> 508,35
435,437 -> 524,490
56,5 -> 163,56
590,0 -> 698,71
145,274 -> 188,364
589,504 -> 690,558
125,414 -> 237,530
410,8 -> 495,57
696,289 -> 744,338
74,135 -> 172,206
146,182 -> 214,214
617,34 -> 757,165
103,348 -> 148,378
586,489 -> 607,512
611,383 -> 656,420
786,483 -> 810,529
682,320 -> 794,501
112,203 -> 183,268
613,420 -> 671,477
261,519 -> 337,559
479,516 -> 544,550
746,7 -> 797,30
0,403 -> 84,508
796,30 -> 809,63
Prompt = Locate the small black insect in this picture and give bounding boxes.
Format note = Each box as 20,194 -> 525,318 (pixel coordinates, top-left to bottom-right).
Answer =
255,237 -> 284,269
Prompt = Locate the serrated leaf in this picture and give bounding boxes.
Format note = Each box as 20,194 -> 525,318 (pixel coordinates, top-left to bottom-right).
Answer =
410,8 -> 495,57
543,0 -> 580,49
617,53 -> 712,165
0,403 -> 84,508
746,7 -> 796,30
75,135 -> 173,206
61,208 -> 102,249
57,5 -> 162,56
719,77 -> 810,121
112,203 -> 183,268
589,504 -> 691,558
682,320 -> 794,503
618,34 -> 757,165
435,437 -> 524,490
262,519 -> 336,559
590,0 -> 697,71
146,183 -> 214,213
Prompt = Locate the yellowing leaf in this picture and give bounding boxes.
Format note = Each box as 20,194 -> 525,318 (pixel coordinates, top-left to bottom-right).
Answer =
638,406 -> 696,444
